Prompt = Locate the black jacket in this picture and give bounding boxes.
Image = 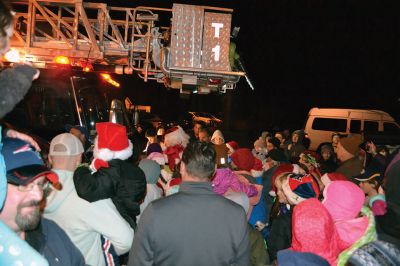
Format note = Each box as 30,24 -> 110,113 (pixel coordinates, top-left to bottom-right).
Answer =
267,207 -> 293,262
73,159 -> 147,229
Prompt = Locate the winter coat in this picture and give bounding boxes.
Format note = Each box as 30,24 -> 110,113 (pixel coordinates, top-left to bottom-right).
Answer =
44,169 -> 134,266
73,159 -> 147,228
267,205 -> 293,262
25,218 -> 86,266
128,182 -> 250,266
376,153 -> 400,249
235,171 -> 267,227
212,168 -> 258,197
249,224 -> 270,266
337,206 -> 377,265
335,156 -> 363,179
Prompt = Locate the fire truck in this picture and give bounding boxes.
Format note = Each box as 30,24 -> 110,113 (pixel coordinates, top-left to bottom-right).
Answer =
7,0 -> 245,94
3,0 -> 250,144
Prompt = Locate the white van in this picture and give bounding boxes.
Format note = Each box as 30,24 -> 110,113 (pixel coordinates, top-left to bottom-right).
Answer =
304,108 -> 400,151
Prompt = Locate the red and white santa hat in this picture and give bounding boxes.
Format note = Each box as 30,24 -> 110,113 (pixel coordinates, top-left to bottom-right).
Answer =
320,172 -> 348,187
163,126 -> 190,148
94,122 -> 133,162
226,141 -> 239,154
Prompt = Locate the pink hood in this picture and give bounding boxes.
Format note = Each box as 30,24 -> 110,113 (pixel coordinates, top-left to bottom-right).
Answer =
322,181 -> 368,248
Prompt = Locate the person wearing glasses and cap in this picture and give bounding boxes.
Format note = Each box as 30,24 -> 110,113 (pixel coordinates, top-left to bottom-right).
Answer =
0,138 -> 85,265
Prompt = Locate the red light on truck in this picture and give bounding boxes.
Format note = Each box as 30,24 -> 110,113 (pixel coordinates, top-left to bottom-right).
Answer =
54,55 -> 70,65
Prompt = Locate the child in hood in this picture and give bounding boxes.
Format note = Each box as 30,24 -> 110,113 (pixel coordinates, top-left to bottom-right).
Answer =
73,122 -> 147,229
211,129 -> 229,167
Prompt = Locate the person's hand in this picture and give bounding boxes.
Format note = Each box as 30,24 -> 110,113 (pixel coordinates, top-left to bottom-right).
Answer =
6,129 -> 41,151
255,221 -> 266,231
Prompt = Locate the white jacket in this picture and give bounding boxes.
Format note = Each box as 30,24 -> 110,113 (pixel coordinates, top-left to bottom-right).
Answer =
44,169 -> 133,266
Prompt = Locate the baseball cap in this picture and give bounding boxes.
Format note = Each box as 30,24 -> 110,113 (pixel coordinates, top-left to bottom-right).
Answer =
2,138 -> 59,186
354,167 -> 384,184
64,124 -> 90,142
49,133 -> 84,156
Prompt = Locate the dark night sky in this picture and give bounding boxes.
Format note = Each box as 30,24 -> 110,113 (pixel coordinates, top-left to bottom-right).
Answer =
94,0 -> 400,133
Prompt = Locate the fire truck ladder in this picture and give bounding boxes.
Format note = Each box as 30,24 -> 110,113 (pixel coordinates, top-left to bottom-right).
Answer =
10,0 -> 245,92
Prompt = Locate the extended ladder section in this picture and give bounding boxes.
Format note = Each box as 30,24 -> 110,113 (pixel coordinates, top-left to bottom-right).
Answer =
9,0 -> 244,93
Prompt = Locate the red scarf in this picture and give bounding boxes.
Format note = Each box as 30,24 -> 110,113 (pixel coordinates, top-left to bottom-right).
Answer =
164,144 -> 184,170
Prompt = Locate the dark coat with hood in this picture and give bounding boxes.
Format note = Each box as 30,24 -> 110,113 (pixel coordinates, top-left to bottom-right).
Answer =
285,130 -> 306,163
73,159 -> 147,229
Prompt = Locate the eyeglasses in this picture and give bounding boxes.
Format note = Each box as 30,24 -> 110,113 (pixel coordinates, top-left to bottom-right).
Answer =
17,181 -> 50,192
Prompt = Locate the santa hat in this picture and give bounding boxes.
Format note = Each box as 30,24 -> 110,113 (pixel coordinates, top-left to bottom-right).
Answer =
321,172 -> 348,186
231,148 -> 263,177
226,141 -> 239,154
282,173 -> 320,205
94,122 -> 133,162
164,126 -> 190,148
271,163 -> 304,195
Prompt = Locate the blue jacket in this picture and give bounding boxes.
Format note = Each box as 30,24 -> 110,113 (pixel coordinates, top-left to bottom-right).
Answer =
26,218 -> 85,266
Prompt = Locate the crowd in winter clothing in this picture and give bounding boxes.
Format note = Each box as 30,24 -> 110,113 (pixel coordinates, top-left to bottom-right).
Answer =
1,2 -> 400,264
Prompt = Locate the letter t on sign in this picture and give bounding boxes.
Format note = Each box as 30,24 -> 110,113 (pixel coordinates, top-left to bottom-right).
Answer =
211,23 -> 224,38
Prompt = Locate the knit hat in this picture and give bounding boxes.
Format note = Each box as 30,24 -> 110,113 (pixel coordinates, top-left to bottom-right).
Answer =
321,172 -> 348,186
146,143 -> 162,156
211,129 -> 225,144
271,163 -> 304,194
282,173 -> 320,205
339,134 -> 363,155
139,159 -> 161,184
94,122 -> 133,162
2,138 -> 60,188
49,133 -> 84,156
226,141 -> 239,154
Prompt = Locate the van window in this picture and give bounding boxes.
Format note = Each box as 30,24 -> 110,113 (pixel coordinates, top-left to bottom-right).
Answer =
311,118 -> 347,132
364,121 -> 379,133
350,120 -> 361,133
384,122 -> 400,134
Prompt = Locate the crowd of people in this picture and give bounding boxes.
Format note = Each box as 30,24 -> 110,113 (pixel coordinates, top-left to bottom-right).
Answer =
1,1 -> 400,265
